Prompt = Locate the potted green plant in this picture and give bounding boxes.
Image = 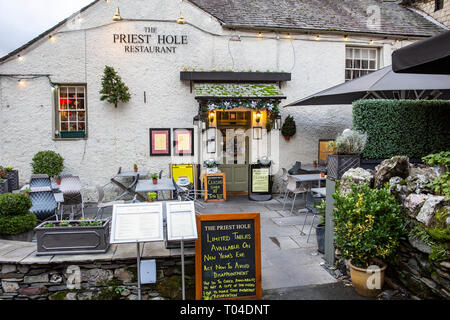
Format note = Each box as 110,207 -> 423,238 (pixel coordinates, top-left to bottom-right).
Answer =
0,193 -> 37,242
151,173 -> 159,184
31,150 -> 64,178
133,163 -> 138,173
204,159 -> 218,174
333,184 -> 405,297
327,129 -> 367,181
0,178 -> 8,195
281,115 -> 296,141
314,200 -> 326,254
2,166 -> 19,191
35,219 -> 110,255
147,192 -> 157,202
24,187 -> 31,197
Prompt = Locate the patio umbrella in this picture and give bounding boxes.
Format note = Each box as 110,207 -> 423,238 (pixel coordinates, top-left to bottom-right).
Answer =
284,65 -> 450,107
392,30 -> 450,75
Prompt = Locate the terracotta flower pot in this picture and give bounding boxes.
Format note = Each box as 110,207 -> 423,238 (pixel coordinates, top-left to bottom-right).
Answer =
349,259 -> 387,298
134,168 -> 138,173
284,136 -> 291,141
56,179 -> 61,185
153,178 -> 158,185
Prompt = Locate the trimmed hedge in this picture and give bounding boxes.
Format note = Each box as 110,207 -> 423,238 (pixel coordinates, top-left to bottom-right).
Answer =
0,193 -> 36,236
0,193 -> 32,217
353,100 -> 450,159
0,213 -> 37,236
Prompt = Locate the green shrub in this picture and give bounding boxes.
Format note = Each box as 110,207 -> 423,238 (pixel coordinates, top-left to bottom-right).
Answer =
31,150 -> 64,178
333,184 -> 406,268
353,100 -> 450,159
422,151 -> 450,200
0,213 -> 37,236
0,193 -> 32,217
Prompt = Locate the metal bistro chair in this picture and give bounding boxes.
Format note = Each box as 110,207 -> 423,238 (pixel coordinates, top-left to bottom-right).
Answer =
29,187 -> 58,222
280,168 -> 289,198
283,175 -> 308,216
59,176 -> 85,220
95,185 -> 125,219
301,191 -> 325,242
172,177 -> 205,209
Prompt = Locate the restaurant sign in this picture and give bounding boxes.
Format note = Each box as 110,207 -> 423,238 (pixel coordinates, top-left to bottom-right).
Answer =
113,27 -> 188,54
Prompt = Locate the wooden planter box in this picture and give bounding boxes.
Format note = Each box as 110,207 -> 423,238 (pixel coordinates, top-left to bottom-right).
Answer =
327,154 -> 361,181
35,219 -> 110,256
0,179 -> 9,194
6,170 -> 19,191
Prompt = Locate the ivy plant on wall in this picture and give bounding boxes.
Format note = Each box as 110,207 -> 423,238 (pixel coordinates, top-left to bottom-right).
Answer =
99,66 -> 131,108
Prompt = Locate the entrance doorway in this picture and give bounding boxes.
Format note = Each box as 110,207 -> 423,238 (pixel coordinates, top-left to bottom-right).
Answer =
217,111 -> 251,193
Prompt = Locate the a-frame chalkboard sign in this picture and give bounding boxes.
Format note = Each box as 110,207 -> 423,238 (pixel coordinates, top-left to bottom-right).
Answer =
204,173 -> 226,202
195,213 -> 262,300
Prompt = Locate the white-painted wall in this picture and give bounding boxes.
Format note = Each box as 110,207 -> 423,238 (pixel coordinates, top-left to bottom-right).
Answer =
0,0 -> 416,200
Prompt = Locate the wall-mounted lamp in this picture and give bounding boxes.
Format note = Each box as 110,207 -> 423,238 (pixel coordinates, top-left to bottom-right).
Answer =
112,7 -> 122,21
255,111 -> 262,124
209,111 -> 215,126
193,115 -> 202,127
344,35 -> 349,42
258,32 -> 263,38
17,55 -> 23,62
274,114 -> 282,130
315,35 -> 320,41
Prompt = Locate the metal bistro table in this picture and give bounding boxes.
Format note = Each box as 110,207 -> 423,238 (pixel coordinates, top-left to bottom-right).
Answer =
291,174 -> 326,188
135,178 -> 176,201
111,171 -> 149,202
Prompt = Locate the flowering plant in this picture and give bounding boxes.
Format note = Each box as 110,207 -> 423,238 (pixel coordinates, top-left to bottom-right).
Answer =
332,184 -> 406,268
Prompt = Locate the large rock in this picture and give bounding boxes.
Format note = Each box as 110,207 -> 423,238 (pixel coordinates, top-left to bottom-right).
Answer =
81,268 -> 113,284
374,156 -> 410,188
416,195 -> 445,226
406,166 -> 437,194
404,194 -> 428,217
338,167 -> 374,195
388,176 -> 408,203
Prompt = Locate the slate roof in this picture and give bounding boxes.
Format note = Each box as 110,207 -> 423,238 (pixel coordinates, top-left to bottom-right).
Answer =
189,0 -> 444,37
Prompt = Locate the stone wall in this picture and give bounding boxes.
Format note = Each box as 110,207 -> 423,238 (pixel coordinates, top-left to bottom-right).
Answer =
410,0 -> 450,27
338,157 -> 449,299
388,238 -> 450,299
0,256 -> 195,300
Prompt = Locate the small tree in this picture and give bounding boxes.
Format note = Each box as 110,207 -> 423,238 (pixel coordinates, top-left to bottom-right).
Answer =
99,66 -> 131,108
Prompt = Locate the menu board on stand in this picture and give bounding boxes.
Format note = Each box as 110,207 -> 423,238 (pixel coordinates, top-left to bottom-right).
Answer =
195,213 -> 262,300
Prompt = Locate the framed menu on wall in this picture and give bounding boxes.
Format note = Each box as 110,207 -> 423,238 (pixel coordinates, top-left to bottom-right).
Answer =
174,128 -> 194,156
150,128 -> 171,156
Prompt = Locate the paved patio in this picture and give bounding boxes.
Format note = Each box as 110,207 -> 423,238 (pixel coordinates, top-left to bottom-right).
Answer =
0,194 -> 338,298
81,195 -> 336,291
